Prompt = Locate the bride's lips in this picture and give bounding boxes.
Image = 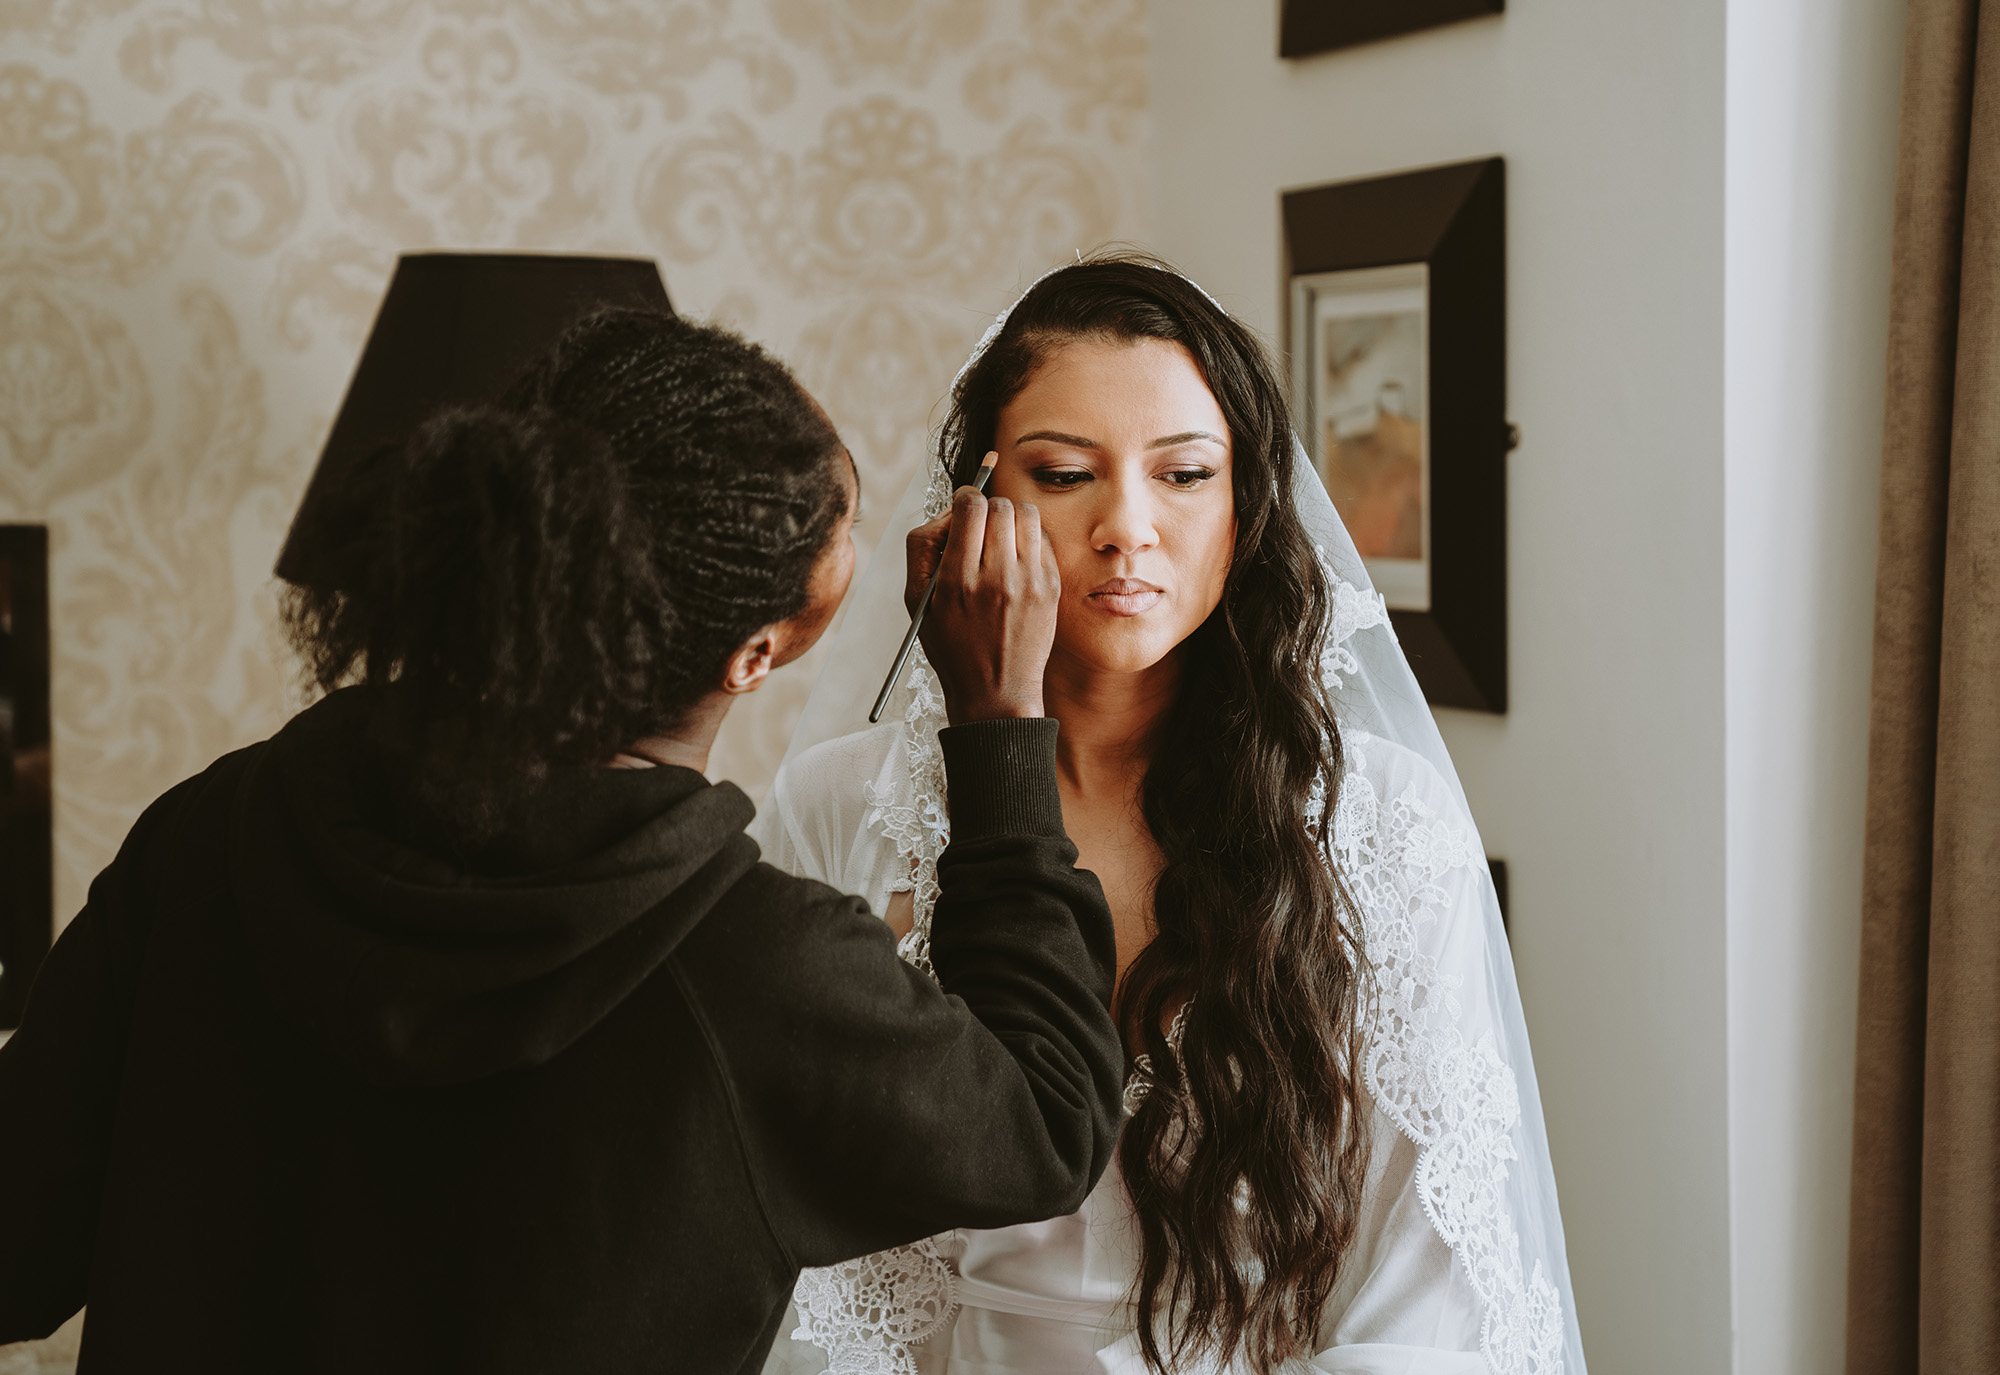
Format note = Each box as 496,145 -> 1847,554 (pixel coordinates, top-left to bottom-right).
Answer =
1085,578 -> 1164,617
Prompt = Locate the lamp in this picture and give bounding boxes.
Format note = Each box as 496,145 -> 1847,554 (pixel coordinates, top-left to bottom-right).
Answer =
276,252 -> 674,586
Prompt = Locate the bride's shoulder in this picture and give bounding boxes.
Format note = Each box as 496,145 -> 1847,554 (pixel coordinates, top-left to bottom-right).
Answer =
1338,729 -> 1456,808
770,721 -> 909,810
753,722 -> 917,886
1333,730 -> 1482,862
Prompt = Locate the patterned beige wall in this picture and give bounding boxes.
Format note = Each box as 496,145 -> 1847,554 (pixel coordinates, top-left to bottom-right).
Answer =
0,0 -> 1148,930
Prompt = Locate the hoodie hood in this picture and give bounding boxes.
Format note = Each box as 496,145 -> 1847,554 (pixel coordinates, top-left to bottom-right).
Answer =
231,689 -> 758,1087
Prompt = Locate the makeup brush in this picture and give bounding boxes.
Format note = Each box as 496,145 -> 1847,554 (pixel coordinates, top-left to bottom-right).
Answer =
870,452 -> 999,723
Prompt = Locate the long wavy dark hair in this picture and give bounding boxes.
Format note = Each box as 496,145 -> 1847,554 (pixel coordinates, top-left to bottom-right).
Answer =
940,255 -> 1371,1373
284,308 -> 846,831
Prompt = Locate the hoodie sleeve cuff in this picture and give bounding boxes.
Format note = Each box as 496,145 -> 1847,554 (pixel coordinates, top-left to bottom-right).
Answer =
937,718 -> 1065,842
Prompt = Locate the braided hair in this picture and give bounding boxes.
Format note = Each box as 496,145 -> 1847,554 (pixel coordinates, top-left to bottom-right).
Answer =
285,308 -> 846,826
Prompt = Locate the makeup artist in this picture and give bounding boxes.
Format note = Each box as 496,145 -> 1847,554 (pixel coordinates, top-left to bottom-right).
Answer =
0,310 -> 1120,1373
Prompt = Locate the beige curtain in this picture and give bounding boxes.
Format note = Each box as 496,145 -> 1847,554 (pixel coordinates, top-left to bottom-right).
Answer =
1847,0 -> 2000,1370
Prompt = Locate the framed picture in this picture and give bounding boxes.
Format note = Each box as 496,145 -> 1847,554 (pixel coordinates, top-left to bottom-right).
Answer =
1280,0 -> 1503,58
1293,262 -> 1431,611
1284,158 -> 1508,712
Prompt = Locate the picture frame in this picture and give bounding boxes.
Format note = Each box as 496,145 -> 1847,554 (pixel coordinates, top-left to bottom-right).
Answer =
1280,0 -> 1504,58
1284,157 -> 1508,712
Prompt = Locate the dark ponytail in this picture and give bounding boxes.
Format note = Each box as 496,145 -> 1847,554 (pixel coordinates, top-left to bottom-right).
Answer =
284,309 -> 844,826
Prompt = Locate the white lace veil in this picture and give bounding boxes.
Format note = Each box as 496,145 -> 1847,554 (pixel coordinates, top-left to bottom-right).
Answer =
763,268 -> 1586,1375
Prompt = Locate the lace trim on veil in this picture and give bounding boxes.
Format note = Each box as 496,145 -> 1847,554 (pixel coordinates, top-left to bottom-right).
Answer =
860,462 -> 961,977
1321,568 -> 1563,1373
1329,736 -> 1567,1375
791,1231 -> 958,1374
790,555 -> 1563,1372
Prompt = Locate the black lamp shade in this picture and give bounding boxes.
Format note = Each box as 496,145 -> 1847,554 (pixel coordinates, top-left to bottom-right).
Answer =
276,252 -> 673,585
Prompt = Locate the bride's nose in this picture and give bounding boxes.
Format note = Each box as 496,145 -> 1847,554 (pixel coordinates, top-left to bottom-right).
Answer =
1089,474 -> 1160,556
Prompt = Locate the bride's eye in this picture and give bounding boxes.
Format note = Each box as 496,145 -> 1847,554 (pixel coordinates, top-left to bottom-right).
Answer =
1160,467 -> 1217,487
1030,467 -> 1092,488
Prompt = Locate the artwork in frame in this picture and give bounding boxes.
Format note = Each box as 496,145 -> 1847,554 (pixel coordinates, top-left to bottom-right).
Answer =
1294,262 -> 1431,612
1280,0 -> 1504,58
1284,158 -> 1508,712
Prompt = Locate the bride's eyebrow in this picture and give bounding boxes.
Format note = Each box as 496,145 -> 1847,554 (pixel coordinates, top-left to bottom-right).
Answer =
1015,430 -> 1098,449
1012,429 -> 1225,450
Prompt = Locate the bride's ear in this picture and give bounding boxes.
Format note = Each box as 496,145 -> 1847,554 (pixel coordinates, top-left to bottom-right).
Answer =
719,629 -> 778,696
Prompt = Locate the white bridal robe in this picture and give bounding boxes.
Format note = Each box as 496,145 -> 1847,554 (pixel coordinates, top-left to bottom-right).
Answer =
754,722 -> 1497,1375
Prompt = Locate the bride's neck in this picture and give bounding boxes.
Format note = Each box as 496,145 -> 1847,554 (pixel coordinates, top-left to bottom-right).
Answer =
1042,647 -> 1182,796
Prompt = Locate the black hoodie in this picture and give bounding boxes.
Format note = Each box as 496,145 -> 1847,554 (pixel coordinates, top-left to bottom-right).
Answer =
0,689 -> 1123,1373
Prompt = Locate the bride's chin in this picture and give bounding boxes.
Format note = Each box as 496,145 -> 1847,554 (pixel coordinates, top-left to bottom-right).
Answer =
1052,630 -> 1184,679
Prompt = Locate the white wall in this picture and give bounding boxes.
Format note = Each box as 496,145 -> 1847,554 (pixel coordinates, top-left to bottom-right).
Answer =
1151,0 -> 1892,1369
1151,6 -> 1731,1367
1724,0 -> 1900,1371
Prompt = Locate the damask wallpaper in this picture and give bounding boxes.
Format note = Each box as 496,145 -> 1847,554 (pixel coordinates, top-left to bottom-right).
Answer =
0,0 -> 1149,934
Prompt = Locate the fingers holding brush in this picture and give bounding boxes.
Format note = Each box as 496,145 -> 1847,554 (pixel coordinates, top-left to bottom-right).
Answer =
879,450 -> 1052,724
980,496 -> 1022,617
1015,498 -> 1061,595
900,454 -> 998,616
948,482 -> 993,596
920,490 -> 1057,723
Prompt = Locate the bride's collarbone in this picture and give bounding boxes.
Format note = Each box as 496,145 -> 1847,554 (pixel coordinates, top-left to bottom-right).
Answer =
1056,784 -> 1163,999
891,775 -> 1169,1017
884,888 -> 915,941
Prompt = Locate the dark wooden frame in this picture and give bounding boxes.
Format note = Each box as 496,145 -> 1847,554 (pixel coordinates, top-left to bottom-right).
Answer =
1280,0 -> 1503,57
0,525 -> 52,1029
1284,157 -> 1508,712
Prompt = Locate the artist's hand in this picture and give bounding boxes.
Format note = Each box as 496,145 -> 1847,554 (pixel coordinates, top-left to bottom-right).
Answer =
905,480 -> 1060,722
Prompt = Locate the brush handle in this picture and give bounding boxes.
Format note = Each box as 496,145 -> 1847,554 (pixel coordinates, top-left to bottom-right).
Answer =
868,460 -> 997,724
869,571 -> 940,723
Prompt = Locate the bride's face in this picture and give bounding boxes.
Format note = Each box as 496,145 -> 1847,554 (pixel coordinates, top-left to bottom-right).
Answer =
987,336 -> 1236,677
